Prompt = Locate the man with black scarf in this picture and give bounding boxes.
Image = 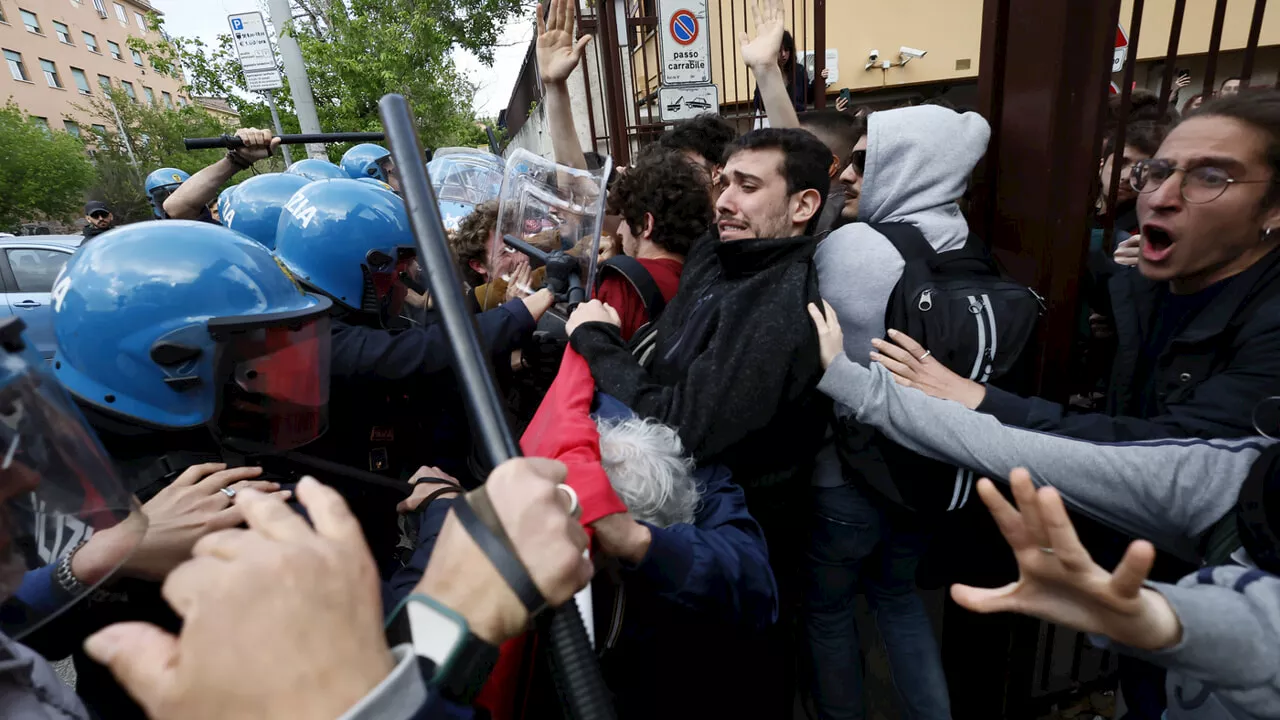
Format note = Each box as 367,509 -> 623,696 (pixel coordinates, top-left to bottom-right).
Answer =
566,127 -> 832,716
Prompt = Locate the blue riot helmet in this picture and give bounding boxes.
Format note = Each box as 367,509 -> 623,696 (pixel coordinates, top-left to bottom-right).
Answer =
0,315 -> 146,638
357,177 -> 395,192
215,185 -> 237,225
52,221 -> 333,454
428,148 -> 504,232
275,179 -> 415,324
219,173 -> 311,249
144,167 -> 191,218
286,158 -> 348,182
341,143 -> 393,183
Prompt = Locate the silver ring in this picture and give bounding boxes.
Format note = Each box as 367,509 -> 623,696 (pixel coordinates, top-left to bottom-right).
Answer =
557,484 -> 580,519
918,350 -> 932,362
1038,546 -> 1055,555
221,487 -> 237,499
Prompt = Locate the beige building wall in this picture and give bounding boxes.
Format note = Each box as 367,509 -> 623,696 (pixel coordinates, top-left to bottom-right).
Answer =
0,0 -> 190,136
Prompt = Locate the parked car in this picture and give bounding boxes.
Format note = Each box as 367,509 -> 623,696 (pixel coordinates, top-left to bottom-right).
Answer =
0,235 -> 83,358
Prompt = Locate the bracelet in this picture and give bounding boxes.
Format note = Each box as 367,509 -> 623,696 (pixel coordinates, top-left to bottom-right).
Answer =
225,150 -> 254,170
56,537 -> 91,596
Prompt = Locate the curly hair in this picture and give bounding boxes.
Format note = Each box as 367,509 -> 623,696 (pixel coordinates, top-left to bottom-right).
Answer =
657,113 -> 738,167
607,146 -> 712,256
450,199 -> 499,287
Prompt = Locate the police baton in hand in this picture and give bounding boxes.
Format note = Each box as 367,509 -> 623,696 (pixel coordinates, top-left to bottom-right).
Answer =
377,94 -> 615,720
182,132 -> 386,151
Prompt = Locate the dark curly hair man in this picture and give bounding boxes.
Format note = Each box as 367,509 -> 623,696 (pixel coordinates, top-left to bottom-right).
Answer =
598,146 -> 713,340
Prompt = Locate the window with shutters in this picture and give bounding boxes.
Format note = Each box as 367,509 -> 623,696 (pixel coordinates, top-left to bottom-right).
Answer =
4,50 -> 29,82
83,32 -> 99,53
40,59 -> 63,89
19,9 -> 41,34
71,67 -> 91,94
54,21 -> 72,44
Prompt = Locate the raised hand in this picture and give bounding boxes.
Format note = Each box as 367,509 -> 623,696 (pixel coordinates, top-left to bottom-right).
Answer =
738,0 -> 786,71
537,0 -> 592,85
951,470 -> 1183,652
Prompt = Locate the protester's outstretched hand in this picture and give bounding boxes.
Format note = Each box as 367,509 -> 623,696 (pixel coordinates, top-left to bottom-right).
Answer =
807,300 -> 844,369
537,0 -> 592,85
871,329 -> 987,410
416,458 -> 594,644
739,0 -> 786,71
952,470 -> 1183,652
566,299 -> 621,337
75,463 -> 287,583
85,478 -> 393,720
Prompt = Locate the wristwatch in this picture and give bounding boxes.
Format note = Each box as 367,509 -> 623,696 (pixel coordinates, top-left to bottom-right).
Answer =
385,593 -> 500,705
56,538 -> 91,596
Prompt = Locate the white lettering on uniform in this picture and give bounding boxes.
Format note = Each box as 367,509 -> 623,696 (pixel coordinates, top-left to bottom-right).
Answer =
51,275 -> 71,313
284,193 -> 316,229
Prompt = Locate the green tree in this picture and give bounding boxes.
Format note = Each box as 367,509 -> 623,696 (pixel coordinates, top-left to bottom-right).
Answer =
129,3 -> 525,159
0,104 -> 96,230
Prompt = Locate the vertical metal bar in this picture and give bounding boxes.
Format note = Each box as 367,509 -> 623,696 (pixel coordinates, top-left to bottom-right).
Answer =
1241,0 -> 1268,87
718,0 -> 728,115
639,20 -> 653,133
595,14 -> 611,151
1038,623 -> 1056,691
1069,631 -> 1087,681
576,1 -> 600,154
597,0 -> 632,166
266,90 -> 293,167
1157,0 -> 1187,117
730,0 -> 740,115
813,0 -> 825,108
1102,0 -> 1144,252
971,0 -> 1011,240
1202,0 -> 1230,97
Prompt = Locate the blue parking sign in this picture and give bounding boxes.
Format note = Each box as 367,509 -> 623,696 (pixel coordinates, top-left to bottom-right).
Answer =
231,18 -> 244,30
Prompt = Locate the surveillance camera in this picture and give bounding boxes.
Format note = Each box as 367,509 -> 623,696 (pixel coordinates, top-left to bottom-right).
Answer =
868,49 -> 879,62
899,46 -> 928,59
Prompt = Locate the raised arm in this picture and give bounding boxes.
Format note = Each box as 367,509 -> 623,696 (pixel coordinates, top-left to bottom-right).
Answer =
739,0 -> 799,129
537,0 -> 591,171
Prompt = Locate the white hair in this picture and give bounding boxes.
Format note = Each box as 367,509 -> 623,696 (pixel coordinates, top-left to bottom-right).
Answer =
596,417 -> 701,527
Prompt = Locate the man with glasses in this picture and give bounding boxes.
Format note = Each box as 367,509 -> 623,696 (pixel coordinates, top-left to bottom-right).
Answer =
81,201 -> 115,242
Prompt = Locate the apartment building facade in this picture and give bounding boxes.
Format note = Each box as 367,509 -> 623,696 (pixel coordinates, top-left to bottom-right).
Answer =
0,0 -> 191,138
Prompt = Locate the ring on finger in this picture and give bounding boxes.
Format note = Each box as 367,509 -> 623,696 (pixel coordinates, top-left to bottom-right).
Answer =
1038,546 -> 1055,555
557,484 -> 580,520
221,487 -> 237,499
918,350 -> 932,362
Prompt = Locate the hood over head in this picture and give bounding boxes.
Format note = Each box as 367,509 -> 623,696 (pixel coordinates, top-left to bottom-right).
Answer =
860,105 -> 991,252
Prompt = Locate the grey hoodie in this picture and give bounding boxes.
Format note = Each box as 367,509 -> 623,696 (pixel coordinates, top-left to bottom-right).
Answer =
811,104 -> 991,487
817,354 -> 1280,718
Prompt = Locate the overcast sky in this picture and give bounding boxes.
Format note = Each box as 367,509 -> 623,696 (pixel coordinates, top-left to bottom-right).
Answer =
148,0 -> 534,119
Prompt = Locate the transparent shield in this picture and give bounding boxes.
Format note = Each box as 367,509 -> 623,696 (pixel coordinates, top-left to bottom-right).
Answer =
486,149 -> 611,312
429,149 -> 505,234
0,351 -> 146,639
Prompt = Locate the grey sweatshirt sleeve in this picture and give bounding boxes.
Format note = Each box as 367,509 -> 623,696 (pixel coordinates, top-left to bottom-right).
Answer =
1120,566 -> 1280,719
337,644 -> 429,720
815,226 -> 905,378
816,353 -> 1269,556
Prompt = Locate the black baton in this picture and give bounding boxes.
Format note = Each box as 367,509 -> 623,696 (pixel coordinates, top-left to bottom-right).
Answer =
377,94 -> 616,720
183,132 -> 385,151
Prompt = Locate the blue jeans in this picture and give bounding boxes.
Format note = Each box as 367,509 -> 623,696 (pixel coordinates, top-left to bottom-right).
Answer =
803,482 -> 951,720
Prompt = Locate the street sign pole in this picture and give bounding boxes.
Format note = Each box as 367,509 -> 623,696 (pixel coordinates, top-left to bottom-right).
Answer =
266,90 -> 292,168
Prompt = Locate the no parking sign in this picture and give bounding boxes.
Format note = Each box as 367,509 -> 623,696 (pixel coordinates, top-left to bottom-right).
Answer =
659,0 -> 710,85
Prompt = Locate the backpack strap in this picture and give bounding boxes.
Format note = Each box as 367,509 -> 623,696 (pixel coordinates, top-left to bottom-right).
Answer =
599,256 -> 666,320
868,222 -> 936,262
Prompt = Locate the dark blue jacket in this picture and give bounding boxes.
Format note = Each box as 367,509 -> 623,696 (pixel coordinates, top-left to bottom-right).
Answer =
978,246 -> 1280,442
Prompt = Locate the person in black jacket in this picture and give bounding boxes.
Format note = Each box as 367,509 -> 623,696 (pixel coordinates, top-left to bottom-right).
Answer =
871,90 -> 1280,720
566,127 -> 831,717
81,200 -> 115,241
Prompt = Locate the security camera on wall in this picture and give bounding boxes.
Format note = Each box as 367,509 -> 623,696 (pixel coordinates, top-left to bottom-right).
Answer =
868,49 -> 880,62
900,46 -> 928,59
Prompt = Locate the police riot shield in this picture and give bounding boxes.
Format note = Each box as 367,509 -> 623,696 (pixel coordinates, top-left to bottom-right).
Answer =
428,148 -> 505,233
0,318 -> 146,639
484,149 -> 611,313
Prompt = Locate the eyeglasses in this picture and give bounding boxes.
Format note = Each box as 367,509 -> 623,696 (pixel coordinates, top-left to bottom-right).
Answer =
89,211 -> 109,220
1130,158 -> 1273,204
849,149 -> 866,176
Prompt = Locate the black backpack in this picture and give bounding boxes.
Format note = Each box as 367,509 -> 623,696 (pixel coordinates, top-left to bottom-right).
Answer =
596,255 -> 667,366
836,222 -> 1044,513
